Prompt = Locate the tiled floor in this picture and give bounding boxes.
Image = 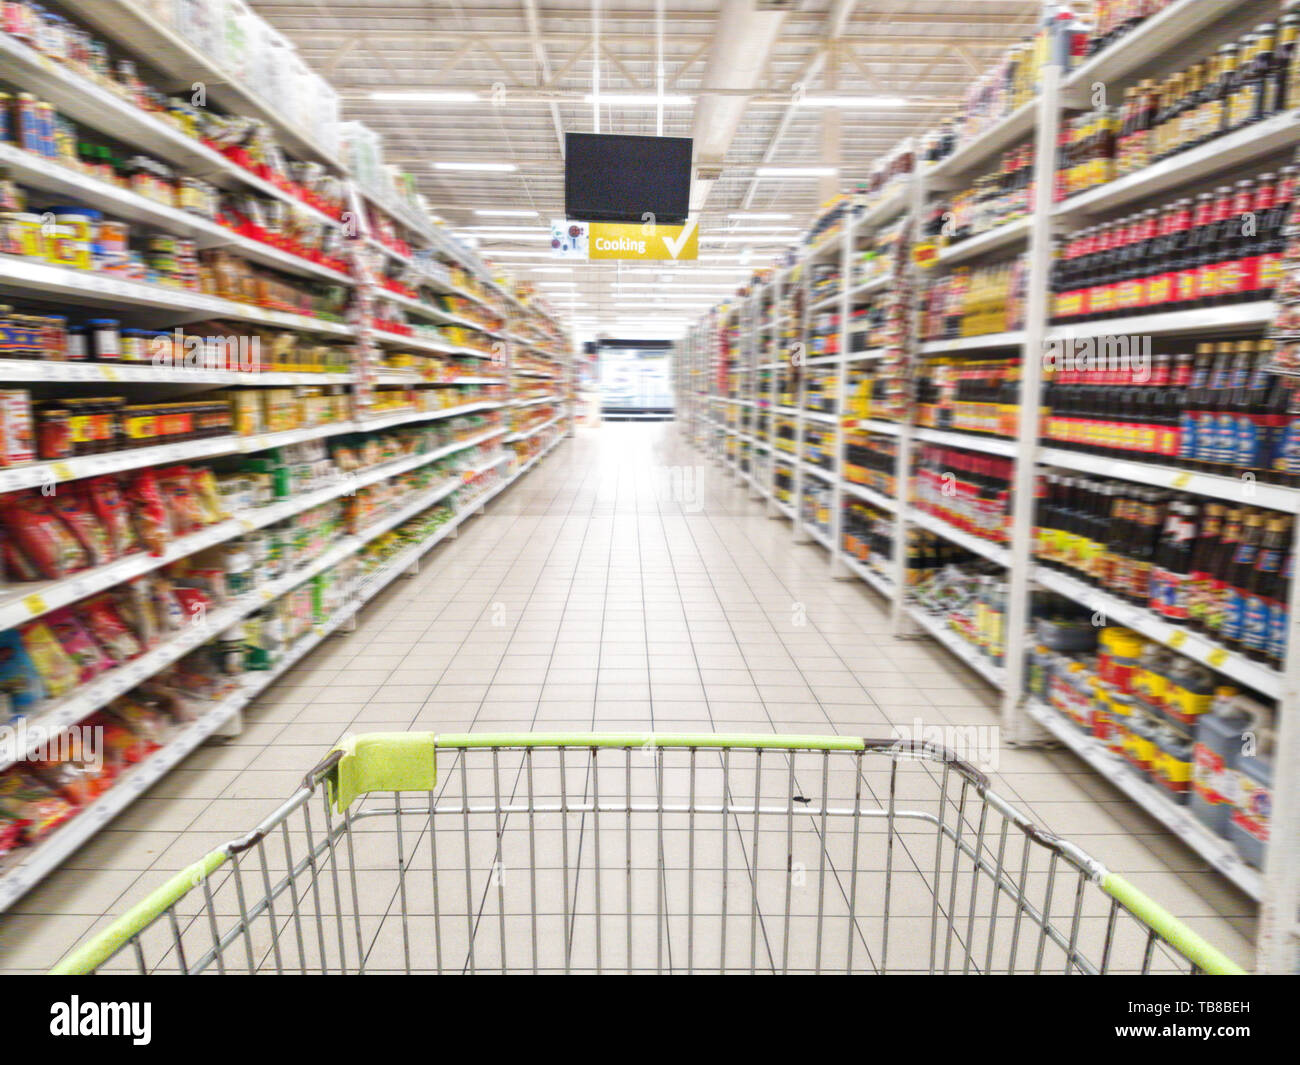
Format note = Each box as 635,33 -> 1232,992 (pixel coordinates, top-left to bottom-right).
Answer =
0,424 -> 1257,972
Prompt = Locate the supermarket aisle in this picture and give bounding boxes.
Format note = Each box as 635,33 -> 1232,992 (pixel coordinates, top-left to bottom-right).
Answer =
0,424 -> 1256,971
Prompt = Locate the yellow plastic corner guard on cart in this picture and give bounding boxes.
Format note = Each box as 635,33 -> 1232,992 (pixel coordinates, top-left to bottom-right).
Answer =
50,733 -> 1247,976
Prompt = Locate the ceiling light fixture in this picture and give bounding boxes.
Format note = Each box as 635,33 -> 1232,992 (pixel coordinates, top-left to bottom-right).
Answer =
727,212 -> 793,220
473,208 -> 539,218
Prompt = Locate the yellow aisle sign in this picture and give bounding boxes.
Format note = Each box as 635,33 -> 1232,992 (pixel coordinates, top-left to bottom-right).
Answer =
588,220 -> 698,261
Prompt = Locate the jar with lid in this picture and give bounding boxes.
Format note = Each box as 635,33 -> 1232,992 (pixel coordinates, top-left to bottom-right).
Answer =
87,319 -> 121,362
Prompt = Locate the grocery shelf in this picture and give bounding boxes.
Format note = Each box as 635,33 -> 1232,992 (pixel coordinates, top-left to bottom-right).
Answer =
803,522 -> 833,551
1023,699 -> 1262,899
0,257 -> 353,336
0,146 -> 355,286
0,421 -> 346,495
359,400 -> 504,432
841,479 -> 897,513
370,331 -> 463,356
843,418 -> 902,436
934,216 -> 1032,266
1061,0 -> 1242,94
505,411 -> 567,443
925,98 -> 1037,184
906,507 -> 1011,568
919,332 -> 1026,355
59,0 -> 347,171
808,291 -> 843,313
800,462 -> 835,483
839,552 -> 895,599
845,275 -> 892,300
0,436 -> 569,913
802,410 -> 837,425
0,690 -> 244,911
1033,566 -> 1283,700
0,424 -> 506,664
0,35 -> 344,230
1054,111 -> 1300,221
913,427 -> 1019,458
852,184 -> 910,231
904,602 -> 1006,690
0,359 -> 353,387
1046,303 -> 1276,343
1037,447 -> 1300,514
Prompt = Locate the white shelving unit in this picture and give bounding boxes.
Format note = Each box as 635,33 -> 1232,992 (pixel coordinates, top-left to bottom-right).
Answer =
0,3 -> 574,912
676,0 -> 1300,973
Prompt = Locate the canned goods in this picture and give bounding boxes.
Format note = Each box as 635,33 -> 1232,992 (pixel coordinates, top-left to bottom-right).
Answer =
10,212 -> 44,258
48,206 -> 97,269
88,319 -> 120,362
94,219 -> 130,272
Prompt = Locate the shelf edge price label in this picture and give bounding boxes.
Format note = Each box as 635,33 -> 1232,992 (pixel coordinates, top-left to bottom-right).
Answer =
23,593 -> 49,617
1207,647 -> 1229,668
1167,630 -> 1187,649
1171,472 -> 1191,489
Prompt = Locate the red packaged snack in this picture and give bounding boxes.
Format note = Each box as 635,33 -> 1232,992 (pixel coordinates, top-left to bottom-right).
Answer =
0,769 -> 77,842
0,811 -> 26,857
80,594 -> 142,664
49,484 -> 112,567
127,468 -> 170,556
171,586 -> 211,624
105,696 -> 170,754
43,608 -> 112,684
4,540 -> 40,582
85,475 -> 139,559
0,492 -> 89,579
85,712 -> 151,768
157,466 -> 206,535
31,757 -> 113,807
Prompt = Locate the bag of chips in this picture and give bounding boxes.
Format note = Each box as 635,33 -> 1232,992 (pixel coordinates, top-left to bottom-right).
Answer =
43,608 -> 113,684
85,475 -> 139,560
191,468 -> 229,526
31,756 -> 112,807
0,811 -> 25,857
21,621 -> 82,699
49,485 -> 112,567
80,594 -> 142,665
0,769 -> 76,842
0,628 -> 44,721
0,492 -> 89,579
127,468 -> 170,556
156,467 -> 206,536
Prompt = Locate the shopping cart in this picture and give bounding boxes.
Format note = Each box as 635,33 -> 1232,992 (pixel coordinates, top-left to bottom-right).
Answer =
50,733 -> 1246,975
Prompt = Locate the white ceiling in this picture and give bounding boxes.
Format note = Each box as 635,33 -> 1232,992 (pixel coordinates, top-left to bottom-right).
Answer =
250,0 -> 1043,337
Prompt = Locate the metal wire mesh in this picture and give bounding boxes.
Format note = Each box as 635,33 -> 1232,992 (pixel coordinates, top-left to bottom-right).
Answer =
81,740 -> 1209,975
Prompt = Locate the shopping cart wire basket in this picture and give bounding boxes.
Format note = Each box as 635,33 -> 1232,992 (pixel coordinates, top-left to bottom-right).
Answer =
49,733 -> 1246,975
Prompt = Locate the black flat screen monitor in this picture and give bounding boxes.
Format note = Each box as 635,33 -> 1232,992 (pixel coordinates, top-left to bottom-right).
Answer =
565,133 -> 692,224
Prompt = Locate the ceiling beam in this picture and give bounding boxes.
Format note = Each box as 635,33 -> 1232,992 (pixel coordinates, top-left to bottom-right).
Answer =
521,0 -> 566,157
740,0 -> 856,211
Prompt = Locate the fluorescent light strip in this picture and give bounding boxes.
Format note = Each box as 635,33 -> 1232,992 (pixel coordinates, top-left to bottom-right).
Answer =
727,212 -> 792,220
474,208 -> 539,218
